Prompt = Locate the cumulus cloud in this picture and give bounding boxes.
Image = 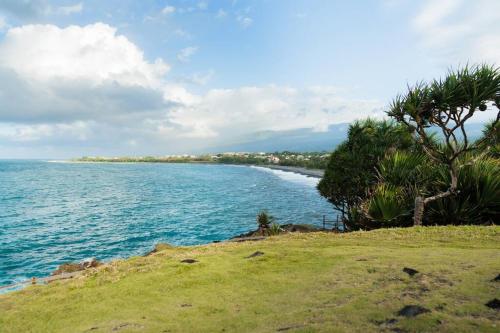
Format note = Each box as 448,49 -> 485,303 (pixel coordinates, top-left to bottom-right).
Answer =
166,86 -> 383,140
0,22 -> 383,157
0,23 -> 171,123
412,0 -> 500,64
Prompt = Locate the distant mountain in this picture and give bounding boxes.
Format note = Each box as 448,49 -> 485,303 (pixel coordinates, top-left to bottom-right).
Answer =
204,121 -> 489,154
207,123 -> 350,153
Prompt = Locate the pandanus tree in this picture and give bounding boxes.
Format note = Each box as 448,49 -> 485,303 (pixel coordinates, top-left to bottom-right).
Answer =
388,64 -> 500,226
318,119 -> 414,229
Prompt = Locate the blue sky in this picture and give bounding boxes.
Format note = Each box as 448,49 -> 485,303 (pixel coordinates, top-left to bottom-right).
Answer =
0,0 -> 499,158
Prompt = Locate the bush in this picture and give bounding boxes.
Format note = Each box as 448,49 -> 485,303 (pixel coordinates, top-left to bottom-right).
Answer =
317,119 -> 415,229
363,152 -> 500,227
256,211 -> 274,230
268,223 -> 282,236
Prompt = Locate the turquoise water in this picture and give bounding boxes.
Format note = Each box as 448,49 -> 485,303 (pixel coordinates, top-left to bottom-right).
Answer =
0,161 -> 334,287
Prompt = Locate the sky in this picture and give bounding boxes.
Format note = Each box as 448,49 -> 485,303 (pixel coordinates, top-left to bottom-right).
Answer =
0,0 -> 499,158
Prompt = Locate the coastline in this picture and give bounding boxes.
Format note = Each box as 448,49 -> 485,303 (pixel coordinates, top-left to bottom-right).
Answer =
60,159 -> 326,178
255,164 -> 324,178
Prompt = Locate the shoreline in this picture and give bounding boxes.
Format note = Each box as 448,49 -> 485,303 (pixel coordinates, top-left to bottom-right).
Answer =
57,160 -> 326,178
255,164 -> 324,178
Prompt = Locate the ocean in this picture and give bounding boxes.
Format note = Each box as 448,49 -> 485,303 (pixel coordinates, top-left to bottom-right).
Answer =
0,160 -> 334,288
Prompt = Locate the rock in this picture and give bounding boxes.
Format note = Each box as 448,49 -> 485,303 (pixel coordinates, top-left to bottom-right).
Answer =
180,259 -> 198,264
403,267 -> 419,276
230,224 -> 321,240
396,305 -> 430,317
81,257 -> 99,269
51,258 -> 101,275
485,298 -> 500,309
277,324 -> 304,331
245,251 -> 264,258
51,263 -> 82,275
231,236 -> 266,243
492,274 -> 500,282
112,323 -> 144,331
145,243 -> 174,256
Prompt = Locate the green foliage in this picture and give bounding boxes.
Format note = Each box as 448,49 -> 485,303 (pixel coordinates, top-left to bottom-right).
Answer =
256,211 -> 274,229
317,119 -> 415,229
427,156 -> 500,225
383,64 -> 500,226
477,120 -> 500,157
267,222 -> 282,236
363,151 -> 500,227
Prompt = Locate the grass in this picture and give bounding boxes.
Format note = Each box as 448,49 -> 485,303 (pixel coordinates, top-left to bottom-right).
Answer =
0,226 -> 499,332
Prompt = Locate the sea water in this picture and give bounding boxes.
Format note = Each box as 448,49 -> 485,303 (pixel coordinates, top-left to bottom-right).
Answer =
0,161 -> 334,287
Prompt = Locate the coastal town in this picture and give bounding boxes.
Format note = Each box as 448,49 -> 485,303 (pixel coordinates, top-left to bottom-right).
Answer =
77,151 -> 331,169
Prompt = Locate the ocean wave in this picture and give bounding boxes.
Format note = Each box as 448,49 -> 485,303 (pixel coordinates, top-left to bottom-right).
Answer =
250,166 -> 320,187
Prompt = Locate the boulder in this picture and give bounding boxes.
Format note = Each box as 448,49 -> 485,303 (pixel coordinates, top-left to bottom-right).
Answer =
51,258 -> 101,275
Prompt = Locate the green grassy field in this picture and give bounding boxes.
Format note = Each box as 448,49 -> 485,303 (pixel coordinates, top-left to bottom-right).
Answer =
1,226 -> 499,332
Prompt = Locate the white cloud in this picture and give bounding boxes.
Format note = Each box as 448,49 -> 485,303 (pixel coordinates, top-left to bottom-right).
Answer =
177,70 -> 215,86
0,23 -> 168,86
177,46 -> 198,62
161,5 -> 175,15
412,0 -> 500,65
237,16 -> 253,28
55,2 -> 83,15
167,86 -> 383,139
0,23 -> 172,124
0,22 -> 384,157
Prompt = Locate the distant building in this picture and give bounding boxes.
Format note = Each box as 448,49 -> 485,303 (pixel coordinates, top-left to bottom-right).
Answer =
268,156 -> 280,164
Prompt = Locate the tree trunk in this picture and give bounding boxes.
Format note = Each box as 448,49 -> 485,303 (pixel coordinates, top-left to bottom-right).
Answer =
413,196 -> 424,226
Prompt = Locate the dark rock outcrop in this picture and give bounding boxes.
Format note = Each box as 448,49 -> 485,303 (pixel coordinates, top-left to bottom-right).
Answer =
51,257 -> 100,276
245,251 -> 264,258
403,267 -> 419,276
485,298 -> 500,309
397,305 -> 430,317
180,259 -> 198,264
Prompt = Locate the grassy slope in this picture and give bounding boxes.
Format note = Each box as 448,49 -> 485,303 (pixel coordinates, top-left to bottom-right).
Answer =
0,226 -> 499,333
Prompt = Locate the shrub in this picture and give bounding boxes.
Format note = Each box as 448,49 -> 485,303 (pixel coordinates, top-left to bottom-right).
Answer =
268,223 -> 282,236
256,211 -> 274,230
